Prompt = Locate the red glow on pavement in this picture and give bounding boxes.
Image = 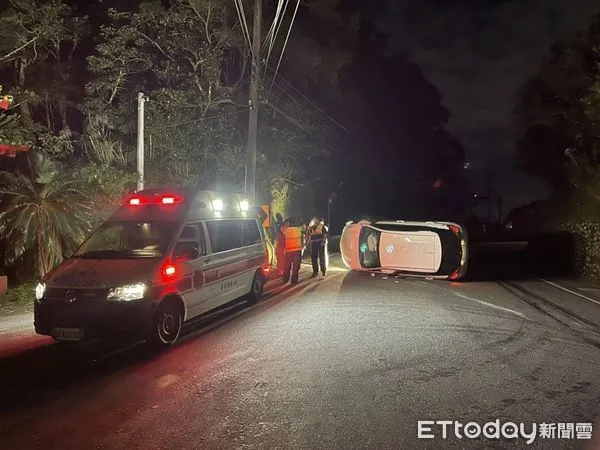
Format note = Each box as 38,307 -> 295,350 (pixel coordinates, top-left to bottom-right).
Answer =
0,333 -> 54,359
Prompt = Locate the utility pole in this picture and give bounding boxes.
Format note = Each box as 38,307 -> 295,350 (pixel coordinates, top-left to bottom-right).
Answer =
245,0 -> 262,204
137,92 -> 146,192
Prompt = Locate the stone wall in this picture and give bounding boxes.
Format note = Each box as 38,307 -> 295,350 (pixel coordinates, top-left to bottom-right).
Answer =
554,223 -> 600,282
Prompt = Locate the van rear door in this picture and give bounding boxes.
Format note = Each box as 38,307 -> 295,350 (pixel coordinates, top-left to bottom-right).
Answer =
378,231 -> 442,273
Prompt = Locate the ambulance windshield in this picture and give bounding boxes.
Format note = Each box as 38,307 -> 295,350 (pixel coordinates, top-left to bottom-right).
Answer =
74,221 -> 177,259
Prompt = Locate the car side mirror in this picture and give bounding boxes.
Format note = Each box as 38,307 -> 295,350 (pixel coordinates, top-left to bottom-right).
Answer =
173,241 -> 199,261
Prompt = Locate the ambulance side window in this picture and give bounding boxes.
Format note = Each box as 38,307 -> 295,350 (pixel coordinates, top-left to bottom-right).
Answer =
205,220 -> 242,253
178,224 -> 206,257
241,220 -> 261,246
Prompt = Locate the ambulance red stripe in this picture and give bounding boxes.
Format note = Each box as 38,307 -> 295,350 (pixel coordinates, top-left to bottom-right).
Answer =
194,255 -> 265,288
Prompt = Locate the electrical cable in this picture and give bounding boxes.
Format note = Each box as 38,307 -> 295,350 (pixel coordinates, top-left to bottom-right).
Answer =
268,0 -> 300,96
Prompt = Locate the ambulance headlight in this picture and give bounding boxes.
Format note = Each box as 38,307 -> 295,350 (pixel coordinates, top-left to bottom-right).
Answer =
107,283 -> 147,302
35,282 -> 45,301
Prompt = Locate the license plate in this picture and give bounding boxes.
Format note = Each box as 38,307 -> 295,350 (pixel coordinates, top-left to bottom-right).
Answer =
52,327 -> 84,341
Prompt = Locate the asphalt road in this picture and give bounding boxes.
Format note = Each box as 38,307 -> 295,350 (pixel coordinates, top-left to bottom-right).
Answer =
1,250 -> 600,449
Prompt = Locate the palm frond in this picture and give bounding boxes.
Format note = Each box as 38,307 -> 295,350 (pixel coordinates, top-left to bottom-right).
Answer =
0,154 -> 93,275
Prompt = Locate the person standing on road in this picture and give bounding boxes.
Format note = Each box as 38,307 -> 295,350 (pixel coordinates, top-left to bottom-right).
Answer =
282,218 -> 303,284
275,221 -> 286,277
307,216 -> 328,277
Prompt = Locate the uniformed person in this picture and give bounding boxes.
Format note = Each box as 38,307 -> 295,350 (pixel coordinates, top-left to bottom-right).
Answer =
307,216 -> 328,277
282,218 -> 303,284
275,219 -> 286,276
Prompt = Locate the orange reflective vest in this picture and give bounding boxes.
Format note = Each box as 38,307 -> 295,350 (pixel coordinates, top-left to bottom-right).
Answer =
283,226 -> 303,252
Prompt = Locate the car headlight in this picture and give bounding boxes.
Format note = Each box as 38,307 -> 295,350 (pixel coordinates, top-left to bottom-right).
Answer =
107,283 -> 147,302
35,282 -> 45,301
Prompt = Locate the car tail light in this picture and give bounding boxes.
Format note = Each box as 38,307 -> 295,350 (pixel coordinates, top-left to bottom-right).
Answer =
129,197 -> 142,206
449,269 -> 460,280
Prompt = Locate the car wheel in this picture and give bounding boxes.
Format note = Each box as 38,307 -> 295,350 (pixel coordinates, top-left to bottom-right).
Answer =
247,270 -> 265,304
149,300 -> 182,347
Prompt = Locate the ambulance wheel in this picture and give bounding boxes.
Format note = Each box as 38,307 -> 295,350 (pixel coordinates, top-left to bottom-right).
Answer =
247,270 -> 265,304
149,299 -> 182,347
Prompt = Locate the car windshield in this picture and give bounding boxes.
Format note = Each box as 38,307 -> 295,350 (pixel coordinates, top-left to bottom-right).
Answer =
74,221 -> 177,259
358,226 -> 381,269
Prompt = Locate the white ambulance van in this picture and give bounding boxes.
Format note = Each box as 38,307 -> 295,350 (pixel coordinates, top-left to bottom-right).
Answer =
34,188 -> 268,346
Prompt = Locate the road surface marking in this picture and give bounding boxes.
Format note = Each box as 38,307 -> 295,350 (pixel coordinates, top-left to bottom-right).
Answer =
453,292 -> 532,321
539,279 -> 600,307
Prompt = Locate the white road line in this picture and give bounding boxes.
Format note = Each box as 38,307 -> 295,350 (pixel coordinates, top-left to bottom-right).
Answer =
539,279 -> 600,307
453,292 -> 532,321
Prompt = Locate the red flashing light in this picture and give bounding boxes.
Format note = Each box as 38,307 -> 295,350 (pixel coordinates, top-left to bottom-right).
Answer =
126,193 -> 184,206
160,263 -> 177,281
161,194 -> 184,204
449,225 -> 461,236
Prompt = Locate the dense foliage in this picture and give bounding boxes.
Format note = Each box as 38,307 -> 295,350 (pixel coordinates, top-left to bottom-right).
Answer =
0,0 -> 464,278
515,15 -> 600,220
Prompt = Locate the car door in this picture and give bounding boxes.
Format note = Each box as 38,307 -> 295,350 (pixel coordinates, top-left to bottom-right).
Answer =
174,223 -> 210,320
200,219 -> 246,313
200,219 -> 265,311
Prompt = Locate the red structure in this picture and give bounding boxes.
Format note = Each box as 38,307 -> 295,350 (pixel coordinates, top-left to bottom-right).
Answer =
0,143 -> 30,157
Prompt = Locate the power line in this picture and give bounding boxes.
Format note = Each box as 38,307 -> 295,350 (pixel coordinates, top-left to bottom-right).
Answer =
270,90 -> 341,145
266,90 -> 341,152
265,77 -> 345,140
261,0 -> 288,60
264,0 -> 289,73
233,0 -> 255,62
151,108 -> 249,130
264,64 -> 351,134
268,0 -> 300,96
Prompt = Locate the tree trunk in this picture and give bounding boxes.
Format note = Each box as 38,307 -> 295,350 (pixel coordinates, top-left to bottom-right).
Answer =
58,92 -> 70,133
16,58 -> 32,125
37,229 -> 46,278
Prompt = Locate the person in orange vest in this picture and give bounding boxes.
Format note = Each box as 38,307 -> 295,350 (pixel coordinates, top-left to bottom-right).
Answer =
275,219 -> 286,277
282,217 -> 304,284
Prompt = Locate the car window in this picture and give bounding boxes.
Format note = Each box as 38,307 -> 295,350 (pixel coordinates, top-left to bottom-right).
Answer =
241,220 -> 262,246
205,220 -> 262,254
205,220 -> 243,253
178,223 -> 206,256
75,222 -> 177,259
359,227 -> 381,269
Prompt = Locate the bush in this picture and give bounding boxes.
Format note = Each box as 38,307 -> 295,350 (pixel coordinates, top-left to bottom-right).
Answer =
0,281 -> 36,315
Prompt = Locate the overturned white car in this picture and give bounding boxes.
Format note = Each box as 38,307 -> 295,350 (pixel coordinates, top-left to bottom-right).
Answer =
340,220 -> 468,280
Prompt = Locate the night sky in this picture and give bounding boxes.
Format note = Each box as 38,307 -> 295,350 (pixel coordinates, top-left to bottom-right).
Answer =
371,0 -> 600,216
